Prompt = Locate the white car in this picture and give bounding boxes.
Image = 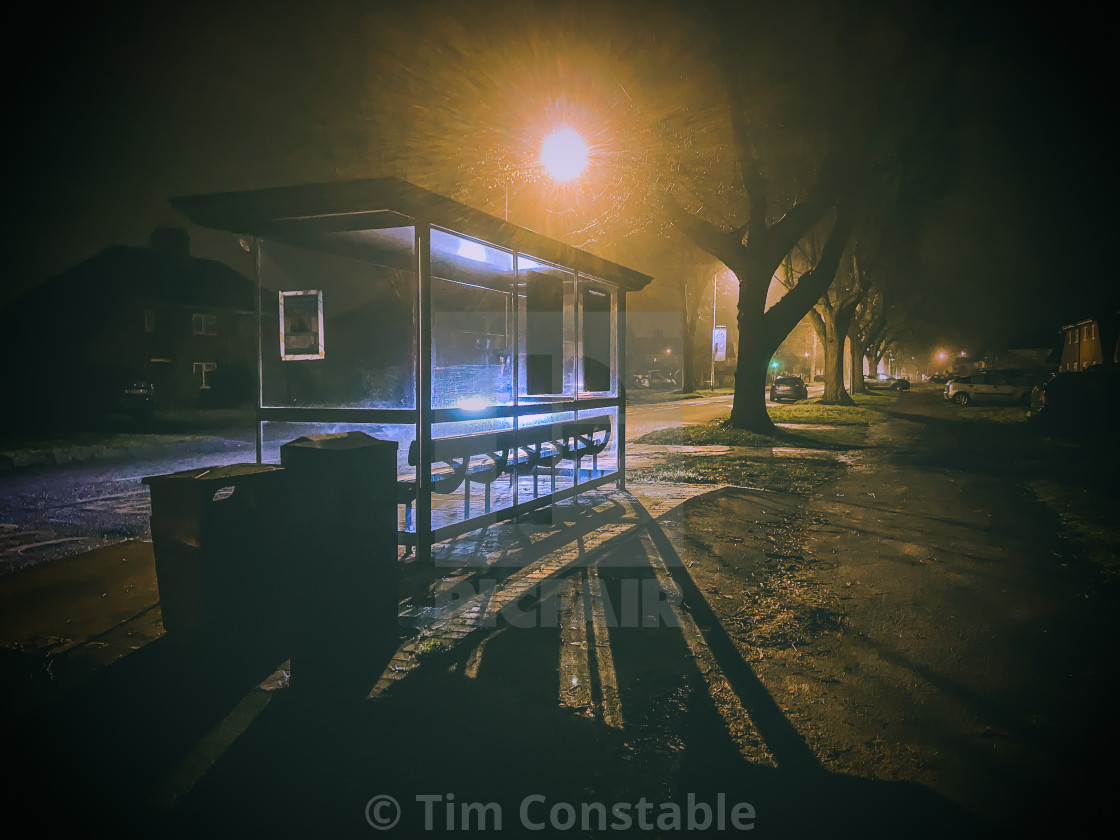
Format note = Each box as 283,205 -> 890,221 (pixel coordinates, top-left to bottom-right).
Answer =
944,372 -> 1031,406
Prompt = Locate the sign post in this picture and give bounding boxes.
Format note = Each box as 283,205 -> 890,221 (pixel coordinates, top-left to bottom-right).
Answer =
711,325 -> 727,388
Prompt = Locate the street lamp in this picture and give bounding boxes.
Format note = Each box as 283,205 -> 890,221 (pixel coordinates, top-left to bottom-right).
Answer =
710,272 -> 718,389
540,128 -> 589,182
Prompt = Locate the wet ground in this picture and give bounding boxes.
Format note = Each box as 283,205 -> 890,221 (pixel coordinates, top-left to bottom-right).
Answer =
3,390 -> 1118,837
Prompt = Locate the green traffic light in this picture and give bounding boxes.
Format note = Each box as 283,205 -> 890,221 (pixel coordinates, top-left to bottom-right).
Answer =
770,361 -> 780,369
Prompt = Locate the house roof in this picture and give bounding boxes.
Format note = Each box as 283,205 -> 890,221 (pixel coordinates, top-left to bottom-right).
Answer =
3,243 -> 252,319
170,177 -> 652,292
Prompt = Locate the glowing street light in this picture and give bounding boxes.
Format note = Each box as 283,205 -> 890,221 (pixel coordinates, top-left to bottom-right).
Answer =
540,128 -> 589,181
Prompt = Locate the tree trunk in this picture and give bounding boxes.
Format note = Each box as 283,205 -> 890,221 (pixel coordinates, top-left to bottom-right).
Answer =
729,281 -> 778,432
729,332 -> 776,431
849,326 -> 867,395
681,317 -> 697,393
871,349 -> 887,377
820,308 -> 855,405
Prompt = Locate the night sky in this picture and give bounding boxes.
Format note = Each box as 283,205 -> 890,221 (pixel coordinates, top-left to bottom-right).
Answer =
4,0 -> 1115,352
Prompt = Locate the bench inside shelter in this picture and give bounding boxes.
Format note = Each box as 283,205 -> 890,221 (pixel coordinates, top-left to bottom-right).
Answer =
397,417 -> 612,528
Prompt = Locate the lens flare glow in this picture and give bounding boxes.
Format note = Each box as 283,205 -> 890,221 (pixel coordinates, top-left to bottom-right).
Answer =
456,396 -> 491,411
540,128 -> 589,181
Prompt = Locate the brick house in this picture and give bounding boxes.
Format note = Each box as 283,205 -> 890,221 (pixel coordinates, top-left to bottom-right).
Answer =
1058,312 -> 1119,373
2,228 -> 254,429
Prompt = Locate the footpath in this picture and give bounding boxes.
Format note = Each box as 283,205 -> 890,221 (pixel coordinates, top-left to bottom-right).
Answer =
2,394 -> 1116,837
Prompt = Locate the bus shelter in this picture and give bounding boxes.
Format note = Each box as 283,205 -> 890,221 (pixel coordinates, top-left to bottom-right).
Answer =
172,179 -> 652,558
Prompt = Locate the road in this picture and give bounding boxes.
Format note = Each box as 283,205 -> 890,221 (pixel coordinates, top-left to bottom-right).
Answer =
0,446 -> 255,574
625,383 -> 824,439
0,387 -> 819,573
624,393 -> 734,439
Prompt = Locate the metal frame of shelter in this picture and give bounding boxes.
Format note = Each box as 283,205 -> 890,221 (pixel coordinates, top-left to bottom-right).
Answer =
171,178 -> 652,559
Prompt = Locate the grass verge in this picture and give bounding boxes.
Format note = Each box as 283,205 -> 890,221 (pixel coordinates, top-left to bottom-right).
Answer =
768,390 -> 897,425
636,391 -> 893,450
628,451 -> 846,495
636,418 -> 867,450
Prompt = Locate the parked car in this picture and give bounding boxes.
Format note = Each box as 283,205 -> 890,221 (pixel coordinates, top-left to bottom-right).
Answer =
866,376 -> 910,391
944,372 -> 1031,406
1029,365 -> 1120,434
929,373 -> 950,384
770,375 -> 809,402
117,376 -> 156,421
73,366 -> 156,425
648,371 -> 678,389
985,368 -> 1048,389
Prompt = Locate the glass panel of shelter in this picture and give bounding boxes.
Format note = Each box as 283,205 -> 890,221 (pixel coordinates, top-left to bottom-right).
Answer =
574,274 -> 620,486
259,231 -> 418,410
427,229 -> 517,532
516,254 -> 578,505
257,227 -> 420,537
256,224 -> 622,547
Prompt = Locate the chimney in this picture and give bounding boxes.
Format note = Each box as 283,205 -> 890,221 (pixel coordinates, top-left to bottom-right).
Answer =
149,226 -> 190,260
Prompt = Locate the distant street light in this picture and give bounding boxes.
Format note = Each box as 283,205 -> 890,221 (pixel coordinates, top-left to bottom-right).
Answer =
540,128 -> 589,181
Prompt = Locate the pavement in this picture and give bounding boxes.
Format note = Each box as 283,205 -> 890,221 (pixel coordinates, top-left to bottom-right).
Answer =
3,391 -> 1116,838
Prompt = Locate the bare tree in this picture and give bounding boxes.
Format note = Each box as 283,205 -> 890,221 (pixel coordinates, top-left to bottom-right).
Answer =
361,1 -> 959,432
664,1 -> 959,430
792,235 -> 866,405
849,285 -> 884,395
643,237 -> 722,393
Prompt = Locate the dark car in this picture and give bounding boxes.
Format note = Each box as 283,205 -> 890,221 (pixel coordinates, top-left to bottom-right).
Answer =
867,375 -> 911,391
650,371 -> 678,388
770,375 -> 809,402
1029,365 -> 1120,434
75,367 -> 156,425
929,373 -> 950,384
117,376 -> 156,421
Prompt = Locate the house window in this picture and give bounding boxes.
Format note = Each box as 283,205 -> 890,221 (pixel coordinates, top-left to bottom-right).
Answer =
144,309 -> 156,332
193,362 -> 217,389
192,313 -> 217,335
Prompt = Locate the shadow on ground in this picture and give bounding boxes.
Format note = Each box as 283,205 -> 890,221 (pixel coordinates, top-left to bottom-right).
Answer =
2,489 -> 980,839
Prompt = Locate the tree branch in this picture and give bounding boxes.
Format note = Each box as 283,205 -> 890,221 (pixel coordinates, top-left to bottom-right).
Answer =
714,27 -> 768,243
765,156 -> 839,265
762,206 -> 853,346
664,198 -> 746,267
